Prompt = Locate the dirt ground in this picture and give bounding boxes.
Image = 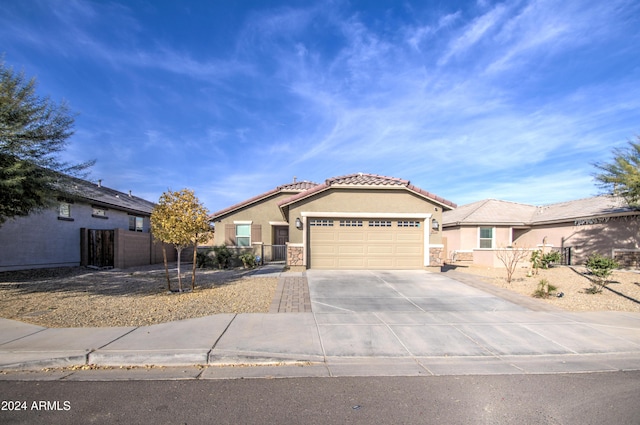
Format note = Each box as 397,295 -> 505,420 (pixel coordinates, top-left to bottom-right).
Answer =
0,263 -> 638,328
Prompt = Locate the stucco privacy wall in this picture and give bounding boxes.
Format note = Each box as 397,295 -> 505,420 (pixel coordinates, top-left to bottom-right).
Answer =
213,192 -> 293,248
0,202 -> 148,272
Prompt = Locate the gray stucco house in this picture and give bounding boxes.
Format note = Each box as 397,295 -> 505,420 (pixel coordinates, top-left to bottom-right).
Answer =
0,176 -> 173,272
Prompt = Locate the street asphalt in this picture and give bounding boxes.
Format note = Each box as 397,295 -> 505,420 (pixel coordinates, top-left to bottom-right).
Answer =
1,267 -> 639,380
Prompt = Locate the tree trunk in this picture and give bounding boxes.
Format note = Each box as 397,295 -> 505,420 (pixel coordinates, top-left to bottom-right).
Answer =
162,245 -> 171,291
191,242 -> 197,290
176,247 -> 183,292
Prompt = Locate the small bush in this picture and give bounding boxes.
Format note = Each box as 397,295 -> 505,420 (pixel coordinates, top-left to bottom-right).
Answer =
585,254 -> 619,293
213,245 -> 234,269
196,250 -> 215,268
542,251 -> 561,268
239,252 -> 257,269
533,278 -> 558,298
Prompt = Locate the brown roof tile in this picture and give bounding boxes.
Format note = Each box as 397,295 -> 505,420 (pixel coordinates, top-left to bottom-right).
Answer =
278,173 -> 457,209
212,180 -> 319,219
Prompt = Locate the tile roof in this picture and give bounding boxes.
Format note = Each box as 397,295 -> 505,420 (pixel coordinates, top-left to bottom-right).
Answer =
212,180 -> 319,218
443,195 -> 636,226
278,173 -> 457,209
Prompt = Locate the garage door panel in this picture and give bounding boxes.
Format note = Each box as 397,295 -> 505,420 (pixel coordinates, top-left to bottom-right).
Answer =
367,245 -> 394,255
339,232 -> 365,242
338,258 -> 366,268
397,233 -> 422,242
396,245 -> 422,254
338,245 -> 366,255
367,233 -> 394,242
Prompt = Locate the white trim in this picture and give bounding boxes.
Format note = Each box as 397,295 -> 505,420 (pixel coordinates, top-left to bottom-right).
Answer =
478,226 -> 495,249
269,221 -> 289,226
286,243 -> 304,247
233,220 -> 252,225
301,212 -> 432,219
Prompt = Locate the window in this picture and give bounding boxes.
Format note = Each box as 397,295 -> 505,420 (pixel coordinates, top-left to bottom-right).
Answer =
310,219 -> 333,227
340,220 -> 363,227
369,220 -> 392,227
58,202 -> 71,218
235,224 -> 251,247
479,227 -> 493,248
92,207 -> 108,219
129,216 -> 144,232
398,221 -> 420,228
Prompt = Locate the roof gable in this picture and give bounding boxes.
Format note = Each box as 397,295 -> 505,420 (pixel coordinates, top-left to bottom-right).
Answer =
212,180 -> 319,219
277,173 -> 457,210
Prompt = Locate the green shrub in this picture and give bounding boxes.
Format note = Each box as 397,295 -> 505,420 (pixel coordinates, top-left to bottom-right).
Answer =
542,251 -> 561,268
239,252 -> 257,269
533,278 -> 558,298
213,245 -> 234,269
531,249 -> 562,274
585,253 -> 619,293
196,250 -> 215,268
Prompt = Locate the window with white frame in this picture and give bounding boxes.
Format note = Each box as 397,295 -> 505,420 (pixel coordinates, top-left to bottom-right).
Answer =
340,220 -> 363,227
479,227 -> 493,248
58,202 -> 71,218
398,220 -> 420,227
369,220 -> 392,227
309,219 -> 333,227
235,224 -> 251,247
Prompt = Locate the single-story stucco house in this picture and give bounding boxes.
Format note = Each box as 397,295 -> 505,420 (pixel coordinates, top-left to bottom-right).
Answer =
211,173 -> 457,270
442,195 -> 640,268
0,176 -> 176,272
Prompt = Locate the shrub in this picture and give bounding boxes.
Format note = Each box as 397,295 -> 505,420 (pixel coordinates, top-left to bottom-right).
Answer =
542,251 -> 561,268
533,278 -> 558,298
531,250 -> 562,275
196,250 -> 215,268
212,245 -> 234,269
585,253 -> 619,293
239,252 -> 257,269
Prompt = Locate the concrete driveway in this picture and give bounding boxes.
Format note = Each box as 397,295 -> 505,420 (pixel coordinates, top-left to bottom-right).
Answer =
307,269 -> 528,313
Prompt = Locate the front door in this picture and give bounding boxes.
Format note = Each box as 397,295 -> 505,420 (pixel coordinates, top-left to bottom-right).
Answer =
273,226 -> 289,261
275,226 -> 289,245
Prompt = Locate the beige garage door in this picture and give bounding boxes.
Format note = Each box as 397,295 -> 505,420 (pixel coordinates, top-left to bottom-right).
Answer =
309,218 -> 424,269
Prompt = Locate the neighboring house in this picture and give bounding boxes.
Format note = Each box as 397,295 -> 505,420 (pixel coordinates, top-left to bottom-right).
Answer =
212,173 -> 457,270
443,195 -> 640,268
0,176 -> 175,272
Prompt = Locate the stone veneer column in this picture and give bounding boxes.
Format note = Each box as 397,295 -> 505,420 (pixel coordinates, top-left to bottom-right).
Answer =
286,243 -> 304,268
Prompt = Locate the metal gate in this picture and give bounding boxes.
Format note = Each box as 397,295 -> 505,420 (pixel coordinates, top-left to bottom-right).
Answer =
88,229 -> 114,268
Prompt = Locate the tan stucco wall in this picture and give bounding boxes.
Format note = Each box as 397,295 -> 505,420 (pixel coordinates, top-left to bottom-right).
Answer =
285,188 -> 445,245
213,192 -> 293,246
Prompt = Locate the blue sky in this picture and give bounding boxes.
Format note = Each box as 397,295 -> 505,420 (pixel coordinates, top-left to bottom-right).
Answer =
2,0 -> 639,212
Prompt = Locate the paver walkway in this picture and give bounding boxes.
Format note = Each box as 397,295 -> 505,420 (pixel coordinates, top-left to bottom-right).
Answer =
269,274 -> 312,313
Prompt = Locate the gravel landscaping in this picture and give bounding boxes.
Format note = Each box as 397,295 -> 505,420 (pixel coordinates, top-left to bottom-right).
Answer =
450,264 -> 640,313
0,264 -> 278,328
0,263 -> 638,329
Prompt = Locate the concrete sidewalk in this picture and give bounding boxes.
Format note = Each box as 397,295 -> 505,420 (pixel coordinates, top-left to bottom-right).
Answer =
1,270 -> 640,380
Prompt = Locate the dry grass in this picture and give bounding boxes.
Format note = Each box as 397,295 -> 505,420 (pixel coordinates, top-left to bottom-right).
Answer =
450,264 -> 640,313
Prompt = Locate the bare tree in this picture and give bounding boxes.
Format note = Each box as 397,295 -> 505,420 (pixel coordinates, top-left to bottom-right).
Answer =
496,244 -> 530,284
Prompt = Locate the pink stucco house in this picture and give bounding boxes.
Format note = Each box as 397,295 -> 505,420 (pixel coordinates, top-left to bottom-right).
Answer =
442,195 -> 640,268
